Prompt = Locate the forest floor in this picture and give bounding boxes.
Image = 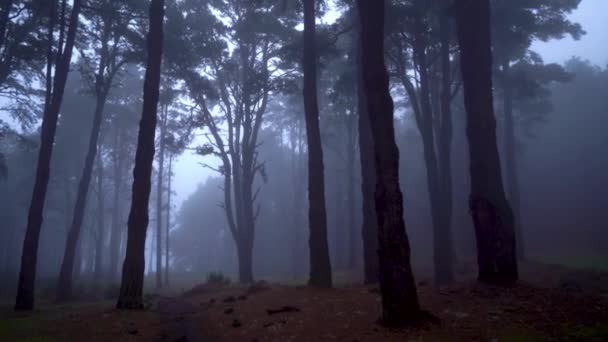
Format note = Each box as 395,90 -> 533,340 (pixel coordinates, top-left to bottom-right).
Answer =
1,261 -> 608,341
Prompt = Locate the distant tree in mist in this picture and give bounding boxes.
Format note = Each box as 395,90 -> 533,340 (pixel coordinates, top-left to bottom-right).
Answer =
117,0 -> 164,310
455,0 -> 517,284
15,0 -> 83,312
56,0 -> 139,301
491,0 -> 583,259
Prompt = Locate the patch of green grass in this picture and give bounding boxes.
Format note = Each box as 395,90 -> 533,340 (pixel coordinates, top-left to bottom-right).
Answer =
0,315 -> 60,342
560,324 -> 608,341
535,254 -> 608,272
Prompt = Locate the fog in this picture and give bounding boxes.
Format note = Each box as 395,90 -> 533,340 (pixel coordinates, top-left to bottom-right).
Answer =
0,0 -> 607,340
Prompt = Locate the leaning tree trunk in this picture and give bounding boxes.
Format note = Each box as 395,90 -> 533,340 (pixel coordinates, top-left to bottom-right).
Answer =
455,0 -> 518,284
357,56 -> 379,284
15,0 -> 83,312
116,0 -> 164,310
57,92 -> 108,301
357,0 -> 420,327
502,61 -> 524,260
155,105 -> 166,289
303,0 -> 332,288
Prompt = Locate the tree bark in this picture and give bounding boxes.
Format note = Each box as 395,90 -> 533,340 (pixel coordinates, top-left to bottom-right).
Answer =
57,91 -> 108,301
116,0 -> 164,310
455,0 -> 518,284
303,0 -> 332,288
15,0 -> 83,312
502,61 -> 524,260
357,0 -> 420,326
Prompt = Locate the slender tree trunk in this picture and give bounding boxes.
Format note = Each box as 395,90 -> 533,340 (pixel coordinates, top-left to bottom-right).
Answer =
15,0 -> 83,311
411,14 -> 450,285
455,0 -> 518,284
357,54 -> 379,284
116,0 -> 164,310
108,129 -> 124,282
155,105 -> 166,289
435,11 -> 454,284
57,92 -> 108,301
303,0 -> 332,288
502,61 -> 524,260
164,156 -> 172,286
357,0 -> 420,326
94,153 -> 105,290
346,115 -> 357,270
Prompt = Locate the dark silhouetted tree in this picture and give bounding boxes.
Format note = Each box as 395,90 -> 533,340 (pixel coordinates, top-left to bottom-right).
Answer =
116,0 -> 164,310
15,0 -> 83,312
455,0 -> 517,284
357,0 -> 420,326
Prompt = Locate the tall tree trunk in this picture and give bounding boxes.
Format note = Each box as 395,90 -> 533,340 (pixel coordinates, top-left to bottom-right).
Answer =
455,0 -> 518,284
15,0 -> 83,312
357,59 -> 379,284
303,0 -> 332,288
411,14 -> 449,286
94,154 -> 105,290
435,10 -> 454,284
57,92 -> 108,301
155,105 -> 166,289
116,0 -> 164,310
108,128 -> 124,282
502,61 -> 524,260
357,0 -> 420,326
346,114 -> 357,270
164,155 -> 172,286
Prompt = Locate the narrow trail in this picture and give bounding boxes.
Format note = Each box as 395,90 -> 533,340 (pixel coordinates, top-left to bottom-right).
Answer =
155,296 -> 209,342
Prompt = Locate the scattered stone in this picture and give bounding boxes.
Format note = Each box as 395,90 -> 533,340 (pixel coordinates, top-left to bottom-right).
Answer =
267,306 -> 301,315
223,296 -> 236,303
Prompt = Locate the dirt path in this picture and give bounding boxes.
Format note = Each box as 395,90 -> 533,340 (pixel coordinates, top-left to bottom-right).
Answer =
155,296 -> 210,342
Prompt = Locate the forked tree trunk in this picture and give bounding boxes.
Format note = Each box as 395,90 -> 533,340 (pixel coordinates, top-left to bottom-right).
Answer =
15,0 -> 83,312
357,0 -> 420,327
502,61 -> 524,260
303,0 -> 332,288
116,0 -> 164,310
455,0 -> 518,284
57,92 -> 108,301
